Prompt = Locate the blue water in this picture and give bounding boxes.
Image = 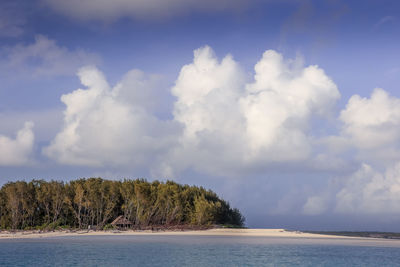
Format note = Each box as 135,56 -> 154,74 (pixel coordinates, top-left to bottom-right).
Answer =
1,235 -> 400,266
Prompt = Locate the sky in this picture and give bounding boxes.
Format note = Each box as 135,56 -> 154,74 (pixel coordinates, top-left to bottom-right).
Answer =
1,0 -> 400,231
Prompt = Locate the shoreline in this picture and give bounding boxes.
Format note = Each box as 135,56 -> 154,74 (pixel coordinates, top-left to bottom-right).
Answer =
3,228 -> 400,247
0,228 -> 368,239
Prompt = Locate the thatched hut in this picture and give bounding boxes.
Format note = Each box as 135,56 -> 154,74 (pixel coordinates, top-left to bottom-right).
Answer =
111,215 -> 133,229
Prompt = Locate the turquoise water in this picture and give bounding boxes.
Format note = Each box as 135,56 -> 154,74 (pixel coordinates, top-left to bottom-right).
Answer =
1,235 -> 400,266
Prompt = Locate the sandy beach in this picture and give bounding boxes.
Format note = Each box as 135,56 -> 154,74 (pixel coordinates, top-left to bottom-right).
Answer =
0,228 -> 370,239
3,228 -> 400,248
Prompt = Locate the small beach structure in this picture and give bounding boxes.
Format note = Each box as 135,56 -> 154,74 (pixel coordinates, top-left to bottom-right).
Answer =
111,215 -> 133,229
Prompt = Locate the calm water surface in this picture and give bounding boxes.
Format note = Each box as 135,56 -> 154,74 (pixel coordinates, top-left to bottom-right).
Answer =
1,235 -> 400,266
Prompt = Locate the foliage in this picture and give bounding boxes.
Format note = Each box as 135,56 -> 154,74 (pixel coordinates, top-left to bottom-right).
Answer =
0,178 -> 244,230
103,223 -> 115,230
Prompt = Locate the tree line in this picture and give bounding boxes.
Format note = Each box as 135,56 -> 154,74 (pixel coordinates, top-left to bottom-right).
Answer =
0,178 -> 244,230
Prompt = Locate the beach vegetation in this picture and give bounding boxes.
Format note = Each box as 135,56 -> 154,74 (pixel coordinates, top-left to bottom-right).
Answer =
0,178 -> 245,230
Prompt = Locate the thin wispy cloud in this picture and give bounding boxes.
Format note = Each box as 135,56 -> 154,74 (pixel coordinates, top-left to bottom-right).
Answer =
41,0 -> 252,21
0,35 -> 101,78
372,15 -> 396,31
0,0 -> 26,38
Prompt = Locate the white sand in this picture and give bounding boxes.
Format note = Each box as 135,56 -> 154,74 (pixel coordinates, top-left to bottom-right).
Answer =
0,228 -> 353,239
3,228 -> 400,247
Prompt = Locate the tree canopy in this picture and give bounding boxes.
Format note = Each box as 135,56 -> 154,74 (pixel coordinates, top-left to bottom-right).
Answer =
0,178 -> 244,230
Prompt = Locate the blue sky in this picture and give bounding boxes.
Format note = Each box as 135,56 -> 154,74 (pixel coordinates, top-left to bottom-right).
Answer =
1,0 -> 400,230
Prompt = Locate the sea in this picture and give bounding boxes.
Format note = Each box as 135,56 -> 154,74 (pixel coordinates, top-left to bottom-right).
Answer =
1,235 -> 400,266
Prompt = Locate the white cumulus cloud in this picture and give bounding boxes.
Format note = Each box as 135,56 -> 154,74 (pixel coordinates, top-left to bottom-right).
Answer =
301,88 -> 400,216
162,46 -> 340,176
241,50 -> 340,161
335,163 -> 400,214
43,66 -> 179,167
340,88 -> 400,150
43,46 -> 341,177
336,88 -> 400,166
0,122 -> 34,166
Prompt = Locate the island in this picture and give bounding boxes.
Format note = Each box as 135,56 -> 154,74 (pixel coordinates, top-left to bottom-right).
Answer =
0,178 -> 244,231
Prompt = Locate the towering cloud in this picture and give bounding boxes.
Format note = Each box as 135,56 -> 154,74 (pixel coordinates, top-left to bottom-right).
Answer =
241,50 -> 339,160
164,46 -> 340,175
45,46 -> 341,177
43,66 -> 178,167
0,122 -> 34,166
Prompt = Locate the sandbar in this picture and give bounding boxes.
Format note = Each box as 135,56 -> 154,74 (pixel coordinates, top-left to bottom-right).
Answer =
0,228 -> 383,239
